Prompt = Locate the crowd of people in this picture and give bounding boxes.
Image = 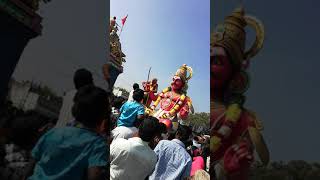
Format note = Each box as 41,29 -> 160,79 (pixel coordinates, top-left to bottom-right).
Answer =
0,68 -> 210,180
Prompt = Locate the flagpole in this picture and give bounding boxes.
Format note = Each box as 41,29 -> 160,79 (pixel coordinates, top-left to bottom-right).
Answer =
119,14 -> 128,37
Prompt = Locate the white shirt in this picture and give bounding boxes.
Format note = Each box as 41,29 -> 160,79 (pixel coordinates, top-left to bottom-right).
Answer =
56,90 -> 76,128
110,137 -> 157,180
111,126 -> 138,140
127,90 -> 134,101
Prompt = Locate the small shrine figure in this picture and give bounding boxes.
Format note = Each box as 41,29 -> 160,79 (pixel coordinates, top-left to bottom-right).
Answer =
110,16 -> 118,33
146,64 -> 193,131
211,7 -> 269,180
142,78 -> 158,107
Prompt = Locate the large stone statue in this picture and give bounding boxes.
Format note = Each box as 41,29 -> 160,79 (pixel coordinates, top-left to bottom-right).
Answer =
146,64 -> 193,130
211,7 -> 269,180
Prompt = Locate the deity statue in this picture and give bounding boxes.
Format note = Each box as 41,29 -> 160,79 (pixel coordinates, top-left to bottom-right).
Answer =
142,78 -> 158,107
110,17 -> 126,65
210,7 -> 269,180
146,64 -> 193,131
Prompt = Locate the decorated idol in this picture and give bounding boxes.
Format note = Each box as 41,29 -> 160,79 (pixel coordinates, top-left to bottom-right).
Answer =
146,64 -> 193,130
211,7 -> 269,180
142,78 -> 159,107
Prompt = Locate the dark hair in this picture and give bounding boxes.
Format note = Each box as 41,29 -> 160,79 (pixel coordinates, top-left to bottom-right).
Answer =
133,83 -> 139,90
9,115 -> 47,150
176,124 -> 192,143
133,88 -> 144,102
73,68 -> 94,90
113,96 -> 126,109
72,85 -> 110,128
138,116 -> 161,142
159,123 -> 167,134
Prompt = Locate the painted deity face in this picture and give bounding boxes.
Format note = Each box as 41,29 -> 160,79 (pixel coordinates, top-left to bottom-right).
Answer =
171,76 -> 184,91
211,46 -> 233,89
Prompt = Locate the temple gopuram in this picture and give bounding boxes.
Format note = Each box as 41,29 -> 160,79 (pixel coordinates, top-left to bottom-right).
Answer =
0,0 -> 48,106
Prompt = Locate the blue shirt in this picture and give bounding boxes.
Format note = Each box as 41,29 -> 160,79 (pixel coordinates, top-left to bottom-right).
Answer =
149,139 -> 192,180
117,101 -> 144,127
29,127 -> 108,180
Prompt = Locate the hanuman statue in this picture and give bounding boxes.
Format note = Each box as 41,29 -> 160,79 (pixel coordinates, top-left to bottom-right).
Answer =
146,64 -> 193,130
211,7 -> 269,180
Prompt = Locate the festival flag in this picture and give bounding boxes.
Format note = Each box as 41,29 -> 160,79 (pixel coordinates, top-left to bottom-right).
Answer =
121,14 -> 128,26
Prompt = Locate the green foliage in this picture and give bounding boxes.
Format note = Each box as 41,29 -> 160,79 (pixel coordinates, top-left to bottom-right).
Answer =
114,87 -> 130,98
249,161 -> 320,180
188,112 -> 210,134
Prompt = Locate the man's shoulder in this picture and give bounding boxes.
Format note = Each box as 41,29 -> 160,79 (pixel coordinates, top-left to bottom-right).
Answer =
111,138 -> 130,151
157,140 -> 173,147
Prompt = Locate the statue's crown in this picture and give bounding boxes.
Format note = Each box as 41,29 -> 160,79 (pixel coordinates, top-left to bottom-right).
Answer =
211,7 -> 265,68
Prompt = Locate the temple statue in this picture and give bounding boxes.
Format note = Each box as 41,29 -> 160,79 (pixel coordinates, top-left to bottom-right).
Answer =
110,17 -> 126,65
146,64 -> 193,131
142,78 -> 158,107
211,7 -> 269,180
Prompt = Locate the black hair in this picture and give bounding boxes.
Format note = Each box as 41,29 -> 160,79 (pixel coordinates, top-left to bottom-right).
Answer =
138,116 -> 161,142
72,85 -> 111,129
133,83 -> 139,90
73,68 -> 94,90
159,123 -> 167,134
133,88 -> 144,102
176,124 -> 192,143
9,115 -> 47,150
113,96 -> 126,109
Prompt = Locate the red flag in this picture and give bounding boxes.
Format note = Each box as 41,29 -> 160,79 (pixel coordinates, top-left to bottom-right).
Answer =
121,15 -> 128,26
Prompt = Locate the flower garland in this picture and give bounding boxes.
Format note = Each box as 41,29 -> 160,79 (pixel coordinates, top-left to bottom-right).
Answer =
211,102 -> 242,152
151,87 -> 187,119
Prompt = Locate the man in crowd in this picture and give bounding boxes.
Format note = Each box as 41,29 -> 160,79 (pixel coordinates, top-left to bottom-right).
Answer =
110,117 -> 162,180
117,88 -> 144,128
23,85 -> 110,180
56,68 -> 94,128
127,83 -> 139,102
149,125 -> 193,180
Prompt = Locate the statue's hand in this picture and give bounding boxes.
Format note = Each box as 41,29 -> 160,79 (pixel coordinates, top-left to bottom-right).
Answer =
223,140 -> 253,176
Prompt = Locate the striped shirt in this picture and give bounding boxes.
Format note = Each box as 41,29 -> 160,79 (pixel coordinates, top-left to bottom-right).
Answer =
149,139 -> 192,180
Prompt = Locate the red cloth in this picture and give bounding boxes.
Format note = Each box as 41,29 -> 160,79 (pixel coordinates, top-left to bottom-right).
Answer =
190,156 -> 205,176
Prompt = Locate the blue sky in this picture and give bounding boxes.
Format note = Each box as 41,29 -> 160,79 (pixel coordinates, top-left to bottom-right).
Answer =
112,0 -> 210,113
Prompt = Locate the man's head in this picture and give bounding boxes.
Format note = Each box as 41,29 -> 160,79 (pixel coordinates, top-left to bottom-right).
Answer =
72,85 -> 111,130
133,88 -> 144,102
175,124 -> 192,145
149,122 -> 167,149
133,83 -> 139,90
73,68 -> 94,90
138,116 -> 161,143
9,114 -> 47,151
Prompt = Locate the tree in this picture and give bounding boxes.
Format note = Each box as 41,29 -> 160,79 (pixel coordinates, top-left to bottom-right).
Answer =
187,112 -> 210,134
113,87 -> 129,98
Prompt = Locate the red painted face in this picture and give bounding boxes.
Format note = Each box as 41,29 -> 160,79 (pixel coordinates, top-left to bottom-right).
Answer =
171,76 -> 184,91
211,46 -> 233,89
